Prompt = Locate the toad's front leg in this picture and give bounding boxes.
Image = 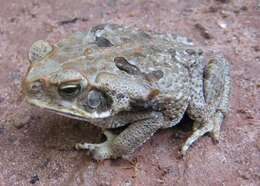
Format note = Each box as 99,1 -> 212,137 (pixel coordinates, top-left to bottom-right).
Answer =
75,130 -> 116,160
76,112 -> 164,160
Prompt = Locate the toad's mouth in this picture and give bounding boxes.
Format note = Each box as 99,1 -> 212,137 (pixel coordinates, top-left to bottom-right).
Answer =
48,106 -> 112,121
25,96 -> 112,120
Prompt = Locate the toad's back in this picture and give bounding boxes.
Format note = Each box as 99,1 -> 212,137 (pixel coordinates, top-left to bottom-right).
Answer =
50,24 -> 194,94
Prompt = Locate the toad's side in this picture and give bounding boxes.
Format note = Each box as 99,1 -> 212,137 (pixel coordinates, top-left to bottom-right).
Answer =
23,24 -> 230,160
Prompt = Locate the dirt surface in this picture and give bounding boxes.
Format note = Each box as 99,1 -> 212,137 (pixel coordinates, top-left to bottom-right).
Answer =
0,0 -> 259,185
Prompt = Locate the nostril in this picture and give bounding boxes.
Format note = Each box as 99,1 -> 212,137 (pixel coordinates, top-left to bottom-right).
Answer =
31,80 -> 42,93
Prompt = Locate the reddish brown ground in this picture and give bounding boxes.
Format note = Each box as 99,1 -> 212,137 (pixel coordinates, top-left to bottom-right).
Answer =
0,0 -> 259,185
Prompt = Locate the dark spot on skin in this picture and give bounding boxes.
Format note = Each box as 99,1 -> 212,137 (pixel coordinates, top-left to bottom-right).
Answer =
185,49 -> 196,55
187,38 -> 193,43
198,49 -> 203,55
95,36 -> 113,47
150,99 -> 165,111
91,24 -> 106,33
145,70 -> 164,82
130,97 -> 165,112
114,57 -> 141,75
139,32 -> 151,39
130,99 -> 151,111
130,92 -> 162,110
186,48 -> 203,56
168,48 -> 177,58
116,93 -> 125,100
110,90 -> 117,96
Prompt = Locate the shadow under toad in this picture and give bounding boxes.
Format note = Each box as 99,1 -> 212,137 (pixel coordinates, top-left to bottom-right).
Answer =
26,107 -> 194,158
26,109 -> 103,152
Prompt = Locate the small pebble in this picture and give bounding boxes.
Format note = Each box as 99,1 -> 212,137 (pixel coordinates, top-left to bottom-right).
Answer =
217,20 -> 227,29
215,0 -> 230,3
194,23 -> 212,39
0,96 -> 4,103
0,127 -> 5,135
30,174 -> 39,184
253,45 -> 260,52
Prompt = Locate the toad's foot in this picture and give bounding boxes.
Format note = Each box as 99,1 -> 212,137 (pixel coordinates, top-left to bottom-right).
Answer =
210,111 -> 225,142
181,120 -> 214,155
181,111 -> 225,155
75,130 -> 116,160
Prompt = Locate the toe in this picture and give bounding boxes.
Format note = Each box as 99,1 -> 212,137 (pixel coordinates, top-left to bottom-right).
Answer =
92,142 -> 113,160
75,143 -> 83,150
210,130 -> 220,143
181,145 -> 188,156
75,143 -> 99,150
103,130 -> 116,141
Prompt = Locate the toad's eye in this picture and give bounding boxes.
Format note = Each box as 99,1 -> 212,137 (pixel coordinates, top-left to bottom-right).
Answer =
87,90 -> 103,109
58,83 -> 81,98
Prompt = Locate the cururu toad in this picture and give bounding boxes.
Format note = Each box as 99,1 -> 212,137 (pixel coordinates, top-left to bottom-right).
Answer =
23,24 -> 231,160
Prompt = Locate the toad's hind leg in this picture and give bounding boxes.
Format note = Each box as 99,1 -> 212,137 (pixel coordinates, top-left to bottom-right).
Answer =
182,56 -> 230,155
204,57 -> 230,141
